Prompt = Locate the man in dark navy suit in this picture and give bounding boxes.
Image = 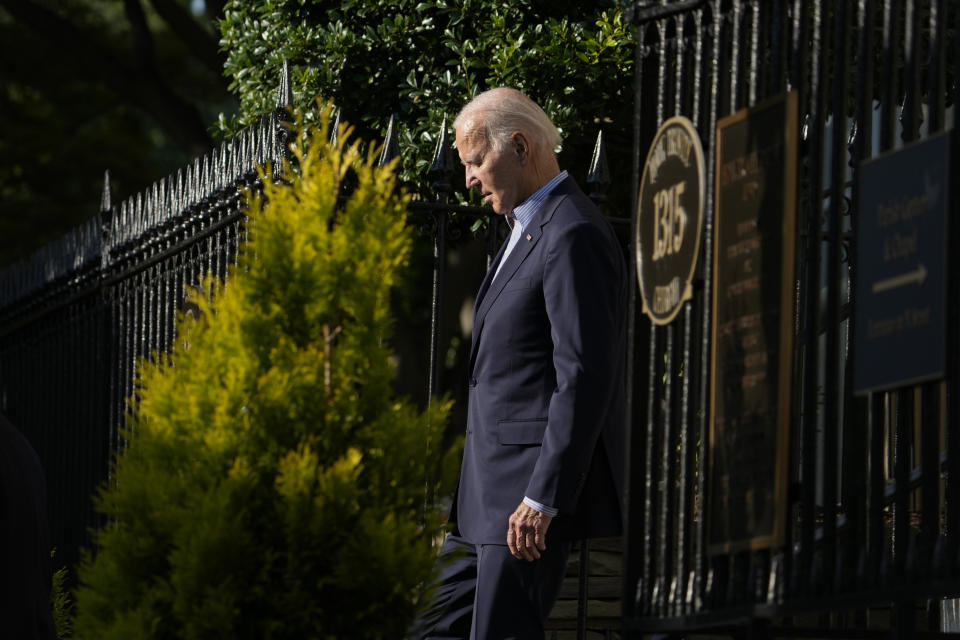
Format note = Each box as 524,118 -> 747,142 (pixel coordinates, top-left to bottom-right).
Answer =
412,88 -> 626,640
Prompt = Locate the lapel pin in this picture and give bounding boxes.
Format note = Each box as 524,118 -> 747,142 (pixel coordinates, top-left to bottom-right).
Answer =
525,234 -> 532,241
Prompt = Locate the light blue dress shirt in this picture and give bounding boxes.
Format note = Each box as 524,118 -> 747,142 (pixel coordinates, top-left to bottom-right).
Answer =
492,170 -> 568,282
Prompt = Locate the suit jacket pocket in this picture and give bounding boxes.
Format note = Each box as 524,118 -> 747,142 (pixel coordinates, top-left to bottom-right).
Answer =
497,418 -> 547,445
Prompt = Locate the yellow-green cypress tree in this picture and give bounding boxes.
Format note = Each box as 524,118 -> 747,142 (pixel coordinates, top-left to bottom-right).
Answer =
72,110 -> 453,639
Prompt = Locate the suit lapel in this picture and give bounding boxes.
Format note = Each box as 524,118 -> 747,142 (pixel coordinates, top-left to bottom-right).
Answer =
468,180 -> 571,373
474,236 -> 509,314
473,223 -> 541,326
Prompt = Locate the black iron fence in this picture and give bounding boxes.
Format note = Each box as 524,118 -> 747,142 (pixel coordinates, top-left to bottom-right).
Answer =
0,95 -> 283,574
624,0 -> 960,638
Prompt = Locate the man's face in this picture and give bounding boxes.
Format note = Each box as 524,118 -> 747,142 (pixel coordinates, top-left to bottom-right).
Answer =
455,124 -> 522,215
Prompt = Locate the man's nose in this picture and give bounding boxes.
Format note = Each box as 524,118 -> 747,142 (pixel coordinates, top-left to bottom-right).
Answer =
465,168 -> 478,190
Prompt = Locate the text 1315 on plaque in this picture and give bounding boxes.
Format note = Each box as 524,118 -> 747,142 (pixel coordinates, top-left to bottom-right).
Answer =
635,116 -> 705,325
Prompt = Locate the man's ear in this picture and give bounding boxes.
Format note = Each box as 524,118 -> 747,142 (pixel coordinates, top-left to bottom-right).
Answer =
511,132 -> 531,160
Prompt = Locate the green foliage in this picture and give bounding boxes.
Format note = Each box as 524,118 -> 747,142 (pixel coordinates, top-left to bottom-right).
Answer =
219,0 -> 635,205
72,109 -> 453,639
50,553 -> 73,639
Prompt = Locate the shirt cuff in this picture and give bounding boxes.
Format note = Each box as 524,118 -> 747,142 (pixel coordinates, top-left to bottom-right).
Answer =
523,496 -> 558,517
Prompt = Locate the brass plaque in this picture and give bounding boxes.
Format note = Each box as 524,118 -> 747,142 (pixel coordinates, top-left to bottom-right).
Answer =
635,116 -> 705,325
708,92 -> 798,554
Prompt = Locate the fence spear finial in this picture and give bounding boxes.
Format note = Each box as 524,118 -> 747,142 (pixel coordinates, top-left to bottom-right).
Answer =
99,170 -> 113,266
184,163 -> 196,212
158,177 -> 169,224
276,58 -> 292,110
254,118 -> 266,166
227,137 -> 238,183
586,129 -> 611,205
378,114 -> 400,168
217,145 -> 226,192
174,168 -> 184,216
149,181 -> 159,229
244,124 -> 255,176
329,106 -> 341,145
273,60 -> 294,166
134,192 -> 144,236
428,117 -> 454,197
100,170 -> 112,213
202,152 -> 212,199
118,199 -> 129,245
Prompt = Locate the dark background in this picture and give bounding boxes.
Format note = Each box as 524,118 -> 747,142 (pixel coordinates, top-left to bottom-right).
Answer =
0,0 -> 236,266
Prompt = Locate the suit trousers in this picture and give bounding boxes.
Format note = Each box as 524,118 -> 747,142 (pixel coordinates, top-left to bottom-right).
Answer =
410,529 -> 572,640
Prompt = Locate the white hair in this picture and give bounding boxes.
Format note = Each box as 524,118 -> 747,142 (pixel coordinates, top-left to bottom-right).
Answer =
453,88 -> 562,154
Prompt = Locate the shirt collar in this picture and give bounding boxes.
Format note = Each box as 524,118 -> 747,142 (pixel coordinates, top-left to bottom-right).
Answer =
510,170 -> 568,231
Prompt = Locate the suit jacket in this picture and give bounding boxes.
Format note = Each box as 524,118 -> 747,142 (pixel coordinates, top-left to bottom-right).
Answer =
452,176 -> 627,545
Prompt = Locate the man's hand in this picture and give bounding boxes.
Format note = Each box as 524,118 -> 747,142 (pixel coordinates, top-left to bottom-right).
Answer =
507,502 -> 553,561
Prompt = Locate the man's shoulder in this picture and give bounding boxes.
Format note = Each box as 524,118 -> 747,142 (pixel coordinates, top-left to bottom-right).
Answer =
551,175 -> 590,204
543,176 -> 598,218
541,177 -> 613,236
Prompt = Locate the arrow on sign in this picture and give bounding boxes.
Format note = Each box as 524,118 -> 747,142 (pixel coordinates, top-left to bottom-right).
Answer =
872,263 -> 928,294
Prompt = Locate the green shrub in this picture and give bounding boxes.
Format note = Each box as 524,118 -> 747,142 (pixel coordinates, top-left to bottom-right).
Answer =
72,109 -> 453,640
218,0 -> 635,205
50,553 -> 73,639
